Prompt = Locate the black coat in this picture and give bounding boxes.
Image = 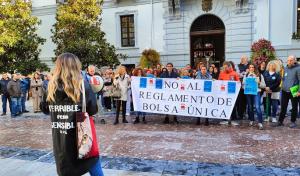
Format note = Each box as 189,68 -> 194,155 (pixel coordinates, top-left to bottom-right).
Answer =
263,72 -> 281,92
0,78 -> 11,96
7,79 -> 22,98
160,70 -> 179,78
42,80 -> 98,176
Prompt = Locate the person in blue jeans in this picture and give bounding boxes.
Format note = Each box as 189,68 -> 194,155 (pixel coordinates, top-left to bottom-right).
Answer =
0,73 -> 11,116
243,64 -> 266,130
20,74 -> 31,113
10,97 -> 22,117
7,73 -> 22,117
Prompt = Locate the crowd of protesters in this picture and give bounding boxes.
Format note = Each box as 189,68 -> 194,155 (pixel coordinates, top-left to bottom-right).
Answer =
1,55 -> 300,130
97,55 -> 299,130
0,71 -> 51,117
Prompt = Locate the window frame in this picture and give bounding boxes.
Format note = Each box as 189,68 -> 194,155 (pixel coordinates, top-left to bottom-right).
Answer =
120,15 -> 135,47
297,0 -> 300,34
115,10 -> 138,49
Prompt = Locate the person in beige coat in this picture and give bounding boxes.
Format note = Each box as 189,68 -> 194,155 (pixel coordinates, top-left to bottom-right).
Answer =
31,72 -> 43,112
113,66 -> 131,125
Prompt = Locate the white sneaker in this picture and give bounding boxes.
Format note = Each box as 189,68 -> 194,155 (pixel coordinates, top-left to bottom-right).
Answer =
258,123 -> 264,130
272,118 -> 277,123
264,117 -> 270,122
249,121 -> 254,126
231,121 -> 239,126
220,121 -> 229,125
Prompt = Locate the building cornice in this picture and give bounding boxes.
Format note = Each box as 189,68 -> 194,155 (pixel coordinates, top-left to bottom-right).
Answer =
103,0 -> 162,9
32,5 -> 57,16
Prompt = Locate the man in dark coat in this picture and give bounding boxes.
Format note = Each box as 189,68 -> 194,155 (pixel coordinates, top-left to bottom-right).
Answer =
7,73 -> 22,117
0,73 -> 11,116
159,63 -> 180,124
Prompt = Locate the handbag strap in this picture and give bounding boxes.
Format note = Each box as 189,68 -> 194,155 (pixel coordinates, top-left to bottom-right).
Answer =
82,79 -> 86,113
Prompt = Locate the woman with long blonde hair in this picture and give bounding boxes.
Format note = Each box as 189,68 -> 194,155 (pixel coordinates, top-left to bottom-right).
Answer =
43,53 -> 104,176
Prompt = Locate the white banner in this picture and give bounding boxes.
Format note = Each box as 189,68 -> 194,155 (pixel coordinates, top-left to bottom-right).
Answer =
131,76 -> 241,120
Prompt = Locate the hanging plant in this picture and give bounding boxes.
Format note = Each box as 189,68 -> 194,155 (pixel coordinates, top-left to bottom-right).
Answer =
250,38 -> 276,65
139,48 -> 160,69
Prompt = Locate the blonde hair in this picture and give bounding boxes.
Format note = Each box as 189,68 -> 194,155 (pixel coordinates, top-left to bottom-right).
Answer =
47,53 -> 83,103
266,60 -> 281,73
116,65 -> 127,75
180,69 -> 190,77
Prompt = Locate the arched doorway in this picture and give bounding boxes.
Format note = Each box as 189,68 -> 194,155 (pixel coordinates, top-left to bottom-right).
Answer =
190,14 -> 225,68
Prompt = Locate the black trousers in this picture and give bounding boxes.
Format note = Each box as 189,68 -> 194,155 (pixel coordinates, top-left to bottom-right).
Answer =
116,100 -> 127,119
236,88 -> 247,119
103,97 -> 112,110
279,91 -> 298,123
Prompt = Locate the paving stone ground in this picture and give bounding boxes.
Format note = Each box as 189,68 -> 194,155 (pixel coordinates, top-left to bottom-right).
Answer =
0,99 -> 300,175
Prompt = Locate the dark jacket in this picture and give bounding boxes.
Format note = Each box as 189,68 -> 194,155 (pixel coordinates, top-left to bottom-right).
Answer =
263,71 -> 281,92
20,78 -> 31,94
42,80 -> 49,92
0,78 -> 11,96
7,79 -> 22,98
159,70 -> 179,78
237,63 -> 249,82
42,79 -> 98,176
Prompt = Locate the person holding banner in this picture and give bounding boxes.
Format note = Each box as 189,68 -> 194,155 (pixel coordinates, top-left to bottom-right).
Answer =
218,61 -> 240,126
132,68 -> 147,124
195,66 -> 212,125
243,64 -> 266,130
276,55 -> 300,128
180,69 -> 192,79
113,65 -> 131,125
160,63 -> 180,124
237,56 -> 249,120
263,61 -> 281,123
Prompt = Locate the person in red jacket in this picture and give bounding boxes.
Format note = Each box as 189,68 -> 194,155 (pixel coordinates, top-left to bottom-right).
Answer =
218,61 -> 240,81
218,61 -> 240,125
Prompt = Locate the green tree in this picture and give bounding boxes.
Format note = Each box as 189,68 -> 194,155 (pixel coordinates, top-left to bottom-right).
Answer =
0,0 -> 49,75
52,0 -> 124,69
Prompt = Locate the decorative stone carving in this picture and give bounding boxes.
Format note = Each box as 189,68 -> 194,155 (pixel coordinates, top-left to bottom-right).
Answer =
168,0 -> 181,16
202,0 -> 212,12
235,0 -> 250,13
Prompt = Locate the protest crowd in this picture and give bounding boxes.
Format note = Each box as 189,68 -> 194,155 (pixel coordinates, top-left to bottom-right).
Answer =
1,55 -> 300,131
